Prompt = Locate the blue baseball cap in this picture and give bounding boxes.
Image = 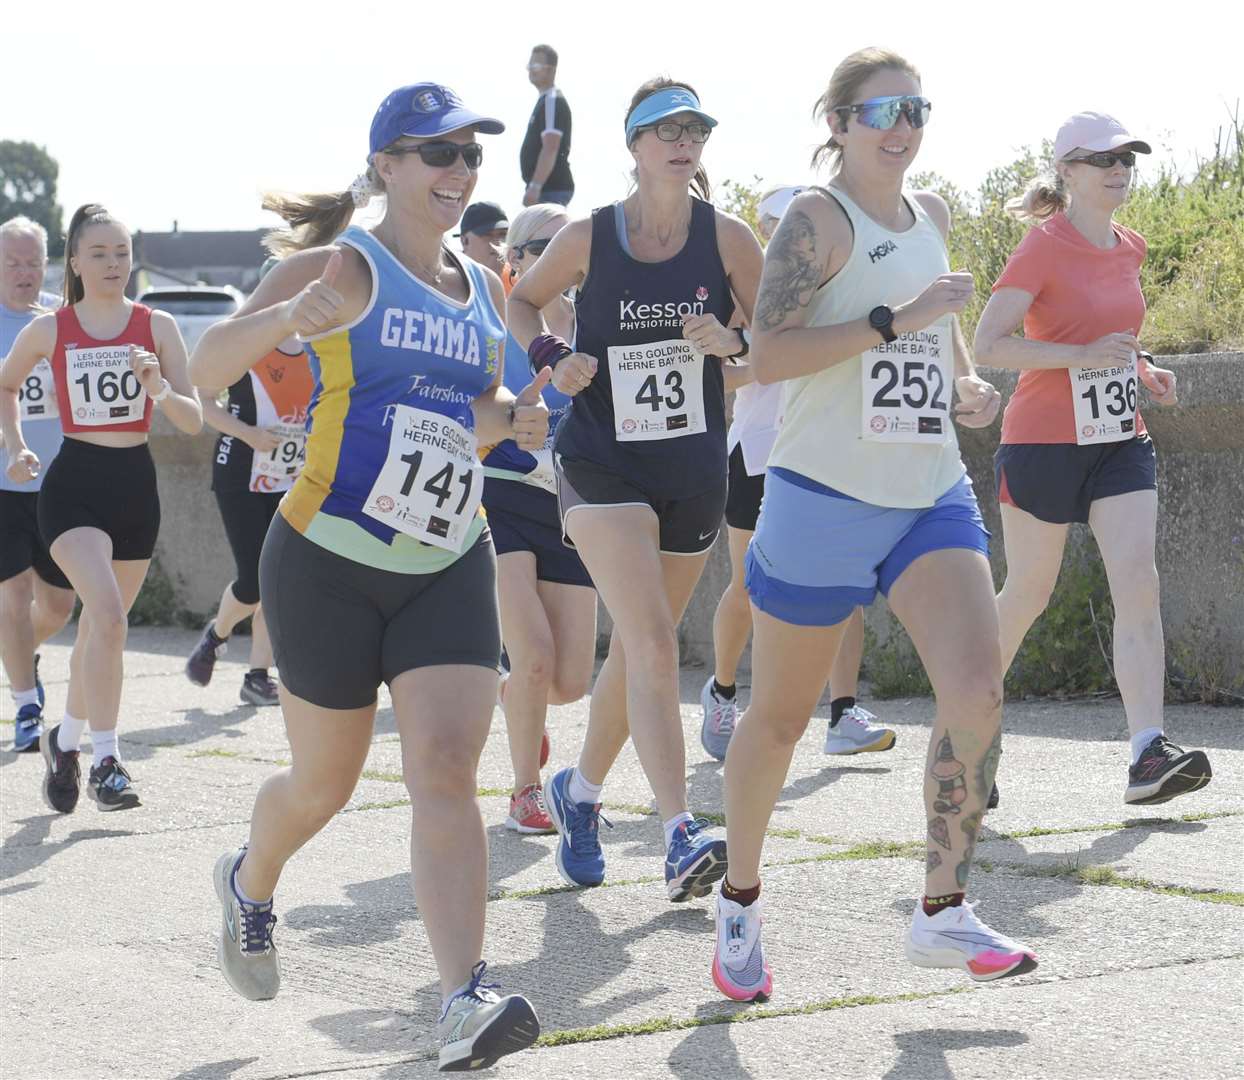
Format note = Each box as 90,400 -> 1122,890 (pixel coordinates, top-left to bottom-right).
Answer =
369,82 -> 505,156
625,87 -> 718,143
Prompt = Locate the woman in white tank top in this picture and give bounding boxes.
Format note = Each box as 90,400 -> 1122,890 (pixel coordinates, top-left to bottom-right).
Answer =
709,48 -> 1035,1006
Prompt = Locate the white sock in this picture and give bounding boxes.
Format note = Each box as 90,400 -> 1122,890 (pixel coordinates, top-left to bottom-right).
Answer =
11,686 -> 39,709
1130,727 -> 1163,764
663,811 -> 695,850
57,713 -> 87,752
90,728 -> 119,767
567,768 -> 603,807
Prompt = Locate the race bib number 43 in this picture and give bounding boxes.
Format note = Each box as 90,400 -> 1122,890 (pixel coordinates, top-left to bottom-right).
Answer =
608,339 -> 706,442
1072,353 -> 1137,445
18,358 -> 58,422
861,318 -> 952,443
66,346 -> 145,426
363,405 -> 483,552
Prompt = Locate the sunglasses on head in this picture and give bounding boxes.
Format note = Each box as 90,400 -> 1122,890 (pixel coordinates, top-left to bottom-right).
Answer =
837,95 -> 932,131
512,237 -> 553,259
385,141 -> 484,169
641,120 -> 712,144
1069,150 -> 1136,168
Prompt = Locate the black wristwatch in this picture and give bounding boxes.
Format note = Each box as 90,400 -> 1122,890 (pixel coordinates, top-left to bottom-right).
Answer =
868,305 -> 898,344
730,329 -> 750,358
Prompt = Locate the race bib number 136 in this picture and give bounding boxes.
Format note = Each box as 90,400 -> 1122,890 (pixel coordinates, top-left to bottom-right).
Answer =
860,317 -> 952,443
1072,353 -> 1137,446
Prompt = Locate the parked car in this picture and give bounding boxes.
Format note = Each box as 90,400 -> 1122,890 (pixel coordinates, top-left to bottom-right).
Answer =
137,286 -> 241,353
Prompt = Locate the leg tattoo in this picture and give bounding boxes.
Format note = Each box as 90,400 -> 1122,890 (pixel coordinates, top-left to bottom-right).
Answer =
931,733 -> 967,815
928,816 -> 952,851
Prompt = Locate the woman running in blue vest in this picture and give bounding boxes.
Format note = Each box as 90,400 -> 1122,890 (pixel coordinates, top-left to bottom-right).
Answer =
190,83 -> 547,1072
509,77 -> 762,901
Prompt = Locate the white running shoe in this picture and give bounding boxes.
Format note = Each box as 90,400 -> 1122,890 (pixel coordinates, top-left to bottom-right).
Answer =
711,894 -> 772,1002
823,705 -> 896,755
436,962 -> 539,1071
906,901 -> 1037,981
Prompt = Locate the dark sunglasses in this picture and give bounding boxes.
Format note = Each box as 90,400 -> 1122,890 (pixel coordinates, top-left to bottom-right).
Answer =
385,141 -> 484,169
642,121 -> 712,144
512,237 -> 552,259
1070,150 -> 1136,168
837,95 -> 932,131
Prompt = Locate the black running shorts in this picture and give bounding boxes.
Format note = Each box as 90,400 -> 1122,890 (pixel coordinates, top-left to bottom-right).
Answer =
0,490 -> 71,587
260,512 -> 501,710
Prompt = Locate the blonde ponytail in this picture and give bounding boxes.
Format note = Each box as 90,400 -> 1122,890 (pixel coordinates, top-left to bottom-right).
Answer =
1006,173 -> 1069,224
262,166 -> 383,256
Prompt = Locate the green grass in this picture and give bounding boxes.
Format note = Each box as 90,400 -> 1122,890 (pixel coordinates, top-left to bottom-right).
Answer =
538,987 -> 973,1047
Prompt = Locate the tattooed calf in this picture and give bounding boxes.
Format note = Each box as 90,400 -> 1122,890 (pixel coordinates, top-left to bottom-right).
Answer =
955,810 -> 984,889
930,733 -> 967,815
926,849 -> 943,872
928,816 -> 951,850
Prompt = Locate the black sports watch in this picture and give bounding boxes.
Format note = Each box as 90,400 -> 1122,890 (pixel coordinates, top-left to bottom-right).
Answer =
869,305 -> 898,344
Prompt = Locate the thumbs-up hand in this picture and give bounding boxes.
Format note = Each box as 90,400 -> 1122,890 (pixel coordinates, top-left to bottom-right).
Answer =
511,366 -> 552,451
282,249 -> 345,336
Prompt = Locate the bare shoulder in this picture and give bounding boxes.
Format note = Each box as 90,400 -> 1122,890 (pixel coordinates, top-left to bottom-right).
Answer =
912,190 -> 951,238
551,216 -> 592,258
20,310 -> 59,351
148,308 -> 185,344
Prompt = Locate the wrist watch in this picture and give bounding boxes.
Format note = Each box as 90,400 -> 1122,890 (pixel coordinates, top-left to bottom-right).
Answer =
868,305 -> 898,344
731,328 -> 750,358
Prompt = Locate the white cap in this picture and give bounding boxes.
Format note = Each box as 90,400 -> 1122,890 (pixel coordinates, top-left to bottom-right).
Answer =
757,185 -> 807,222
1054,112 -> 1151,161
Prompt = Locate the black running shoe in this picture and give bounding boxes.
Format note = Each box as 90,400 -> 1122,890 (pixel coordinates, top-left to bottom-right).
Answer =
40,724 -> 81,814
88,756 -> 141,811
186,622 -> 227,687
240,671 -> 280,707
987,783 -> 999,810
1125,735 -> 1212,805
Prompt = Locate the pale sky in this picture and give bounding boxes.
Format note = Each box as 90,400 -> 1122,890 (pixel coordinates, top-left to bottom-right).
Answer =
7,0 -> 1242,236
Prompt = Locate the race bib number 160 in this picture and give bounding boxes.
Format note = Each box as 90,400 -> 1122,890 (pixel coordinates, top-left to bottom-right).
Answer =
65,346 -> 145,426
363,405 -> 483,552
860,317 -> 952,443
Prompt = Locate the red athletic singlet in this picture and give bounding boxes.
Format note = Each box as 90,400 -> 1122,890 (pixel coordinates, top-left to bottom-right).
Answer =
51,303 -> 158,434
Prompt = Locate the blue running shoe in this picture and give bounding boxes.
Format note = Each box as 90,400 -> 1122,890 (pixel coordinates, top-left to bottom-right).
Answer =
544,767 -> 609,887
666,818 -> 728,902
14,703 -> 43,753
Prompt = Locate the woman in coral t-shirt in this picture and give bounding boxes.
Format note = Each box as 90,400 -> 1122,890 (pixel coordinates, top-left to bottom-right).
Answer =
975,112 -> 1212,809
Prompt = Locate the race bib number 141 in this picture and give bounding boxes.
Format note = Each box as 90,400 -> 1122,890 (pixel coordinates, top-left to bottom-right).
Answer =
860,317 -> 952,443
363,405 -> 483,553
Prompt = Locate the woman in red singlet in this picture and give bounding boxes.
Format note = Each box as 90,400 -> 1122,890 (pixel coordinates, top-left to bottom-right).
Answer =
0,203 -> 203,813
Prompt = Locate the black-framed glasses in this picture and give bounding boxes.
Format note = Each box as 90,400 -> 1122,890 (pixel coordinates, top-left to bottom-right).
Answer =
836,95 -> 932,131
641,121 -> 712,144
384,141 -> 484,169
1069,150 -> 1136,169
512,237 -> 553,259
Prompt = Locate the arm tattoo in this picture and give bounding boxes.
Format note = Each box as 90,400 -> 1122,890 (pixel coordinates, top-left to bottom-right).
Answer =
754,210 -> 822,331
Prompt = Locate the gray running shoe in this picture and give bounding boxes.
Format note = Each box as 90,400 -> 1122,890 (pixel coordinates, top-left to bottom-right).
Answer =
699,676 -> 738,762
823,705 -> 896,755
240,671 -> 280,707
213,846 -> 280,1000
40,724 -> 81,814
436,962 -> 539,1072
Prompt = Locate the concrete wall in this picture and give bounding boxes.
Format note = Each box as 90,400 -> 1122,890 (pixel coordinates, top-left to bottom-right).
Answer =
148,353 -> 1243,688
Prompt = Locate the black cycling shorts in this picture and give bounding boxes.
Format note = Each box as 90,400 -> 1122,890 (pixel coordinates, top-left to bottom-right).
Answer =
216,490 -> 283,605
0,491 -> 71,587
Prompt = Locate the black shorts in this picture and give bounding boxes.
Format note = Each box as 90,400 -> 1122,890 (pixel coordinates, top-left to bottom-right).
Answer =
260,512 -> 501,710
995,435 -> 1157,525
0,490 -> 71,587
556,456 -> 726,556
724,443 -> 767,532
215,489 -> 283,605
37,439 -> 161,561
482,477 -> 592,587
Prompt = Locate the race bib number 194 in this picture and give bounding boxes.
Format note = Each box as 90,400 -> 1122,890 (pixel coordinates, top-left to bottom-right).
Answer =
65,346 -> 145,426
363,405 -> 483,552
860,317 -> 952,443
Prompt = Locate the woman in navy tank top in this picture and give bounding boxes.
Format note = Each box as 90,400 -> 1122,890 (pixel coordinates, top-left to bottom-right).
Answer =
509,77 -> 763,903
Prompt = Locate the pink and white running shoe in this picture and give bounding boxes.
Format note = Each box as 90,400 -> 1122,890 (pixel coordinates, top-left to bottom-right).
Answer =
906,900 -> 1037,981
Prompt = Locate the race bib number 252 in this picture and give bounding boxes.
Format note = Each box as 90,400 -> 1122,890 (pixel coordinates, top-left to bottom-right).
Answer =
860,317 -> 952,443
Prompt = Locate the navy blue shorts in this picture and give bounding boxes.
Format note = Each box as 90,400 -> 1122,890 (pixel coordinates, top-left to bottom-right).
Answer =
995,436 -> 1157,525
724,443 -> 766,532
746,468 -> 989,627
483,476 -> 592,587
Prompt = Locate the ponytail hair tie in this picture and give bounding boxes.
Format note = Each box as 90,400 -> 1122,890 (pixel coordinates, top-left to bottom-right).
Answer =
349,173 -> 373,209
